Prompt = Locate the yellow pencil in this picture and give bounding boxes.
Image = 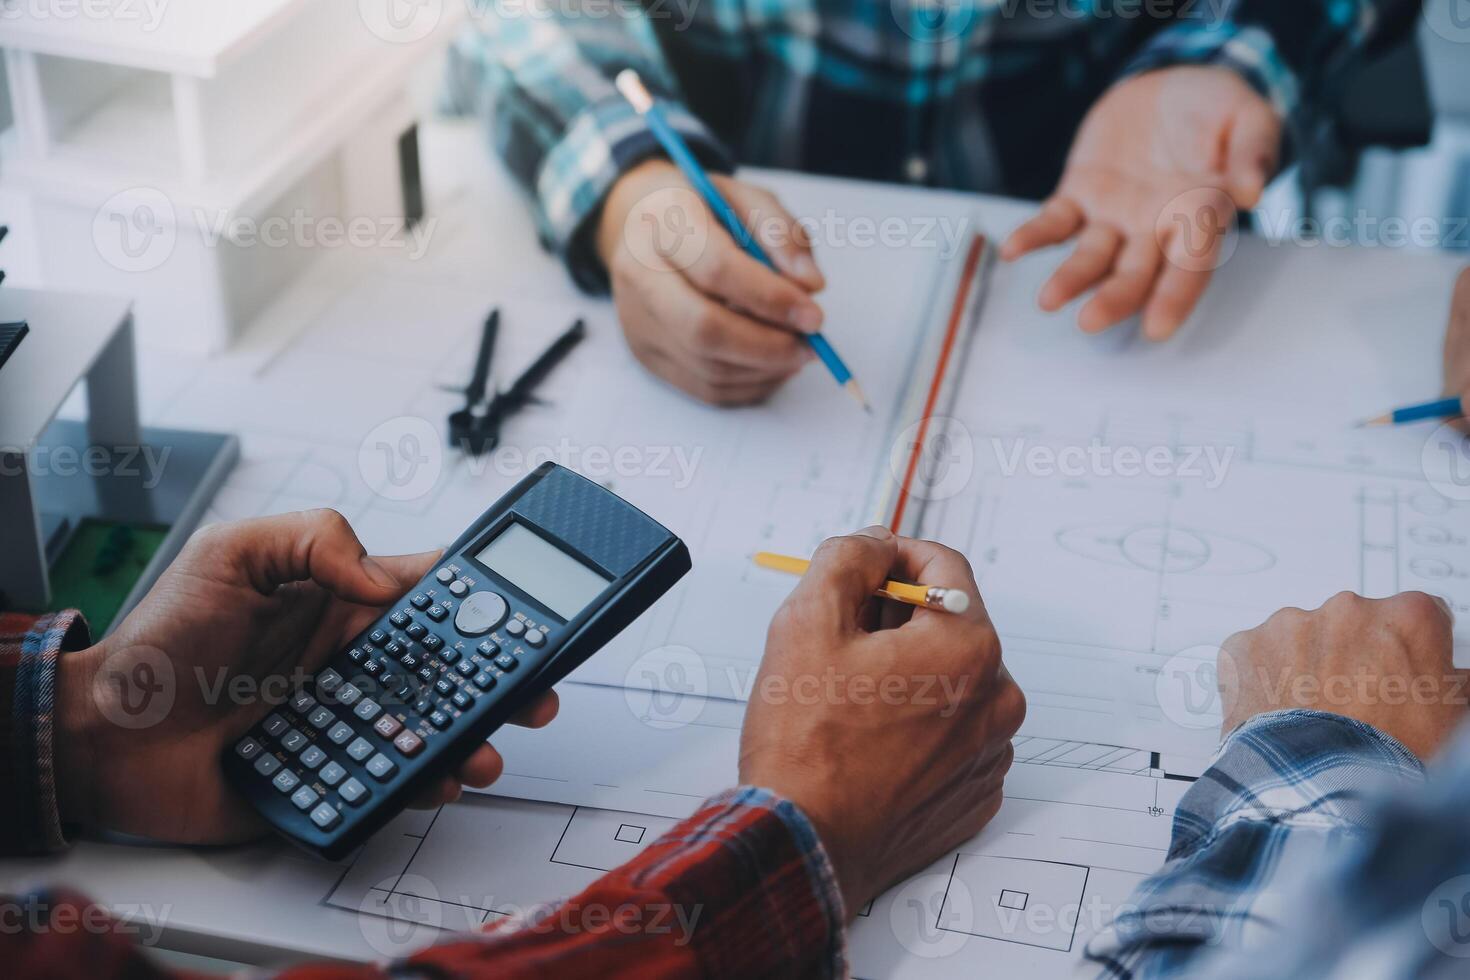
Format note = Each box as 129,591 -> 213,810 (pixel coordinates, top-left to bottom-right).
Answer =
753,551 -> 972,614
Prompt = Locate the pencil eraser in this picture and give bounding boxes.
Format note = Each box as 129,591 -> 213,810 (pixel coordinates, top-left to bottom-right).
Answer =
942,591 -> 970,614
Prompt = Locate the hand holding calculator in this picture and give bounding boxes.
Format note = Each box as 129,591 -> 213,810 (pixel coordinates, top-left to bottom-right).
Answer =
222,463 -> 691,858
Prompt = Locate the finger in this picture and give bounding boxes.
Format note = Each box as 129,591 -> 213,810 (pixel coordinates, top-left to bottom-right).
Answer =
1079,235 -> 1164,333
1038,223 -> 1123,312
1001,197 -> 1084,260
1225,98 -> 1281,208
408,774 -> 463,809
788,527 -> 900,633
208,509 -> 403,605
1142,232 -> 1217,340
454,744 -> 504,788
718,178 -> 826,291
510,689 -> 559,728
369,550 -> 442,593
681,236 -> 825,333
644,274 -> 810,375
884,536 -> 989,630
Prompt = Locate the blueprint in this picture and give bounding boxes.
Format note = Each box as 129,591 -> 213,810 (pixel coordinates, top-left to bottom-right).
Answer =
125,163 -> 1470,976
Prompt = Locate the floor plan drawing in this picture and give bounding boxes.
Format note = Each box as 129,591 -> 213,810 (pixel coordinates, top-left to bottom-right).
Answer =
325,682 -> 1193,979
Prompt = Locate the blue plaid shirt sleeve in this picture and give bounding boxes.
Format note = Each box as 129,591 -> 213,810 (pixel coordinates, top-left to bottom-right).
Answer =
1123,1 -> 1404,123
1086,708 -> 1439,978
446,4 -> 734,293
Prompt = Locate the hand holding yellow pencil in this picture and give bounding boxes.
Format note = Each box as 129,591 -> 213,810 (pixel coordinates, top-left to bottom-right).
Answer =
754,550 -> 972,613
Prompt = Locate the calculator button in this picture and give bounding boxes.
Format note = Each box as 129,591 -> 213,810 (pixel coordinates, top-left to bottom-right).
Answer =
336,683 -> 363,706
406,622 -> 427,641
326,721 -> 354,745
413,696 -> 434,714
389,610 -> 410,629
435,568 -> 455,584
362,658 -> 383,677
368,628 -> 389,647
453,591 -> 506,636
281,728 -> 309,753
235,737 -> 263,760
427,604 -> 448,622
393,730 -> 424,757
421,634 -> 444,653
366,754 -> 398,781
300,745 -> 327,770
318,669 -> 344,694
384,641 -> 405,659
429,709 -> 452,729
410,593 -> 431,610
399,651 -> 420,670
435,678 -> 454,696
310,802 -> 340,830
346,737 -> 375,761
449,580 -> 469,597
263,713 -> 289,737
373,714 -> 403,739
504,619 -> 525,638
290,691 -> 317,715
456,658 -> 478,677
494,653 -> 517,672
473,672 -> 496,691
290,786 -> 319,811
307,706 -> 335,730
319,761 -> 347,786
353,699 -> 382,722
339,778 -> 370,805
417,666 -> 436,683
452,690 -> 474,710
524,628 -> 546,647
254,754 -> 282,777
272,769 -> 300,793
438,646 -> 460,665
477,641 -> 497,657
347,647 -> 367,664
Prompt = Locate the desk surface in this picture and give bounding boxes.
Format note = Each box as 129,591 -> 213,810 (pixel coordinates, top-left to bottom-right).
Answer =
0,119 -> 1464,968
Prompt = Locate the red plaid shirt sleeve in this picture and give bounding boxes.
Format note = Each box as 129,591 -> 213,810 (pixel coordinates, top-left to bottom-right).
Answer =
1,612 -> 848,978
1,610 -> 91,854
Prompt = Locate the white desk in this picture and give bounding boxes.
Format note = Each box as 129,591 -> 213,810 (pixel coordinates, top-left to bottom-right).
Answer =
0,118 -> 1464,968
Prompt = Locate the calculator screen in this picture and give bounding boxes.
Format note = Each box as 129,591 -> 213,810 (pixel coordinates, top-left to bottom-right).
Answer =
475,522 -> 611,620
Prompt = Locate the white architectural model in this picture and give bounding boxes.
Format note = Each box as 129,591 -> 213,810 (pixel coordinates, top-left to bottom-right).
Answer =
1,0 -> 463,350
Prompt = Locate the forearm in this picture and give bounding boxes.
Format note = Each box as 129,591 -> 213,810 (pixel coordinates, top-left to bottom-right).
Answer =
0,788 -> 846,979
1086,709 -> 1426,978
447,2 -> 733,291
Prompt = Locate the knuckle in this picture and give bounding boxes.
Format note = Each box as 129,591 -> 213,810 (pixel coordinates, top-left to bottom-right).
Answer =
992,678 -> 1027,735
1387,591 -> 1451,628
812,534 -> 864,567
305,507 -> 352,536
185,519 -> 231,554
690,310 -> 726,349
1263,605 -> 1310,633
698,246 -> 732,288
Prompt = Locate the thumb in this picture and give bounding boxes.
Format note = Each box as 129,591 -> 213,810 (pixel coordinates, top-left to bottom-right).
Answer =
1225,97 -> 1281,209
220,509 -> 404,606
787,527 -> 897,632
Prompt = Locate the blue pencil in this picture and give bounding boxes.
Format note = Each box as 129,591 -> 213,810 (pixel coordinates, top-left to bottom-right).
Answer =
614,70 -> 869,412
1358,396 -> 1464,427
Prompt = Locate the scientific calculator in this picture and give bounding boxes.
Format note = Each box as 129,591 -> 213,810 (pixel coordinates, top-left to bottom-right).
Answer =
223,463 -> 691,859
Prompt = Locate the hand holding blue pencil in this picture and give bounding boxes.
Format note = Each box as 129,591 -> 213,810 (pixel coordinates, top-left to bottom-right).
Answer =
614,70 -> 870,412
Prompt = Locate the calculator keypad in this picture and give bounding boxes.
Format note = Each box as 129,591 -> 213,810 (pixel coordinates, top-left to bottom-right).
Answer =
234,567 -> 556,843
